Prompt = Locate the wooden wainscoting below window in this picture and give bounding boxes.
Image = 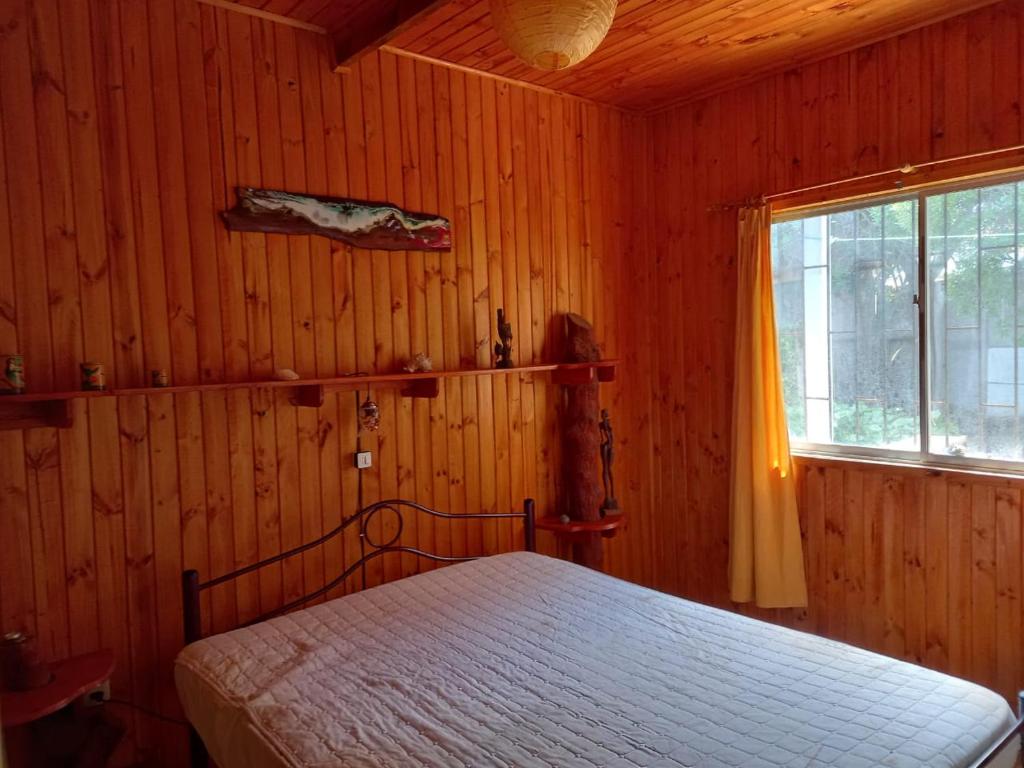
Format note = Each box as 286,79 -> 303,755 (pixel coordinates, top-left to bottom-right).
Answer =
780,455 -> 1024,705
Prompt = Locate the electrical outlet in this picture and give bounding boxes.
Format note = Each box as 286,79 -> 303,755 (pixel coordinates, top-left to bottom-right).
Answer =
354,450 -> 372,470
83,680 -> 111,706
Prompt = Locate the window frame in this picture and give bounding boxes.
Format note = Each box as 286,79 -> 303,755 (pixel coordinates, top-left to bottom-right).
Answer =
771,170 -> 1024,475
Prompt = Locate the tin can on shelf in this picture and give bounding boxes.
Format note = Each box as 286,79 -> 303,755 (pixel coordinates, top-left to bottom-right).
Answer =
80,361 -> 106,391
1,631 -> 52,691
151,369 -> 169,388
1,354 -> 25,395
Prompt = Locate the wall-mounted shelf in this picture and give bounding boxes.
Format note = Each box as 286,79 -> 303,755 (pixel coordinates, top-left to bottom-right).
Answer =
550,361 -> 617,385
536,514 -> 625,540
0,649 -> 115,728
0,390 -> 108,430
0,360 -> 618,431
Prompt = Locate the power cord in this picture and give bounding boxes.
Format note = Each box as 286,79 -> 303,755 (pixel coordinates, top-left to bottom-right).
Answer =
95,386 -> 372,737
101,697 -> 189,728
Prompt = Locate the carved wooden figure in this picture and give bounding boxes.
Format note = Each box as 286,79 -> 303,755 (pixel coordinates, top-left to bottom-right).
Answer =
495,308 -> 513,368
599,409 -> 619,517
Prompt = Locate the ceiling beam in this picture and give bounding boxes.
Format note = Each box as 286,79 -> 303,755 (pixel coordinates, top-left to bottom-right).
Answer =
331,0 -> 455,72
197,0 -> 328,33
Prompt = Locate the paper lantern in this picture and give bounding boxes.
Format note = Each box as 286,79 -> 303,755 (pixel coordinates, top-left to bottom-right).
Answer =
489,0 -> 617,71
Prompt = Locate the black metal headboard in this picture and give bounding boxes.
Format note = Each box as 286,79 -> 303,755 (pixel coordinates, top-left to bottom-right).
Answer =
180,498 -> 534,767
181,497 -> 536,647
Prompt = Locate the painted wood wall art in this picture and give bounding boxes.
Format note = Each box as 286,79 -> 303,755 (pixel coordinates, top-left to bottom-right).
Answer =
222,187 -> 452,251
562,313 -> 604,569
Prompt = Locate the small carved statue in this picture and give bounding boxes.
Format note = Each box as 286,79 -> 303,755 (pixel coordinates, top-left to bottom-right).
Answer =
494,308 -> 513,369
403,352 -> 433,373
599,409 -> 619,517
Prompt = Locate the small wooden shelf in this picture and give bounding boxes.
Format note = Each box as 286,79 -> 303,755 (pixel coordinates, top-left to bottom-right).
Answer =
0,649 -> 114,728
550,360 -> 617,385
0,360 -> 618,430
0,390 -> 110,402
536,514 -> 625,539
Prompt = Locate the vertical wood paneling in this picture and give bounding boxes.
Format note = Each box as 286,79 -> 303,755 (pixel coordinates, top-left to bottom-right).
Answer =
922,477 -> 949,671
6,1 -> 1024,763
0,1 -> 638,762
903,477 -> 926,665
645,0 -> 1024,710
842,470 -> 865,646
788,463 -> 1024,706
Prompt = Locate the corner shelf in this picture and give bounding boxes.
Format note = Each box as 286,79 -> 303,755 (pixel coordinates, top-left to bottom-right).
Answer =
550,360 -> 617,385
536,514 -> 626,540
0,360 -> 618,431
0,649 -> 115,728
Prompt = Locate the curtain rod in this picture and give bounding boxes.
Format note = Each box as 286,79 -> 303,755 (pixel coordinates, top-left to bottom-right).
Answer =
707,143 -> 1024,212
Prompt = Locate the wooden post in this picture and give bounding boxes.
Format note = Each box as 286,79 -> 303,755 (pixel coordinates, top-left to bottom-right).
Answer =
182,569 -> 201,645
524,498 -> 537,553
181,569 -> 208,767
561,314 -> 604,569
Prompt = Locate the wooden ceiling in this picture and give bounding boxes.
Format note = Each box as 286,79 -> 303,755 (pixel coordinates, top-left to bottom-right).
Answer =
230,0 -> 1002,111
227,0 -> 449,64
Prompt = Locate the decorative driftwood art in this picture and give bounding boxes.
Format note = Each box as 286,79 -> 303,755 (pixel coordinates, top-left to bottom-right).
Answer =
222,187 -> 451,251
562,312 -> 604,569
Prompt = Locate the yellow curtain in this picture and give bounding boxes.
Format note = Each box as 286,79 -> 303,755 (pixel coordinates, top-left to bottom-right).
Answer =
729,203 -> 808,608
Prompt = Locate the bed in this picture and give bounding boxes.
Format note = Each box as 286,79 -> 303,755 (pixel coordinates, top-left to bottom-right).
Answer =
176,499 -> 1022,768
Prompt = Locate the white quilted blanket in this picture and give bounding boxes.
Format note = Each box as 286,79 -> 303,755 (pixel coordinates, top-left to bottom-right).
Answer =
175,552 -> 1014,768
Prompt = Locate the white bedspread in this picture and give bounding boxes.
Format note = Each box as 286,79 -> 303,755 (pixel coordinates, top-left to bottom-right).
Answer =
175,552 -> 1014,768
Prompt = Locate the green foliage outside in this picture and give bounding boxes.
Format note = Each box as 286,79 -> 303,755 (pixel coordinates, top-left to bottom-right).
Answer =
931,184 -> 1022,348
773,181 -> 1024,454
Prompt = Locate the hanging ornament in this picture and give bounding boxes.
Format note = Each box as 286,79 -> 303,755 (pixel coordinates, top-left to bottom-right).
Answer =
489,0 -> 617,71
358,393 -> 381,432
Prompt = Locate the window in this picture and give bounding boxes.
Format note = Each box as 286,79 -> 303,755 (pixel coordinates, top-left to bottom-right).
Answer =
771,174 -> 1024,468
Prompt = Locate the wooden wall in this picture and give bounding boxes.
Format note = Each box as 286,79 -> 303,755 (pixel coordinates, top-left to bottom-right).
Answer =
0,0 -> 644,762
5,0 -> 1024,763
644,0 -> 1024,704
793,457 -> 1024,704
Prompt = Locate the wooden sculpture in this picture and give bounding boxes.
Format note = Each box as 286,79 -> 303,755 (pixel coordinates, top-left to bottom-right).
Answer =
494,308 -> 513,368
599,409 -> 619,517
562,313 -> 604,568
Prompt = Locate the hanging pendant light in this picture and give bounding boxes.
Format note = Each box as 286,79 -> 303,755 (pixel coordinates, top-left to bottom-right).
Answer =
489,0 -> 617,71
358,392 -> 381,432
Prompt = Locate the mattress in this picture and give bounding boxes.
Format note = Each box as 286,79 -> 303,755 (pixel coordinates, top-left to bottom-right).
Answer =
175,552 -> 1015,768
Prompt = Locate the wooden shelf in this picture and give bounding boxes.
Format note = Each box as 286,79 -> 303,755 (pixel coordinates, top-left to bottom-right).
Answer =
0,361 -> 618,430
551,360 -> 617,385
0,390 -> 110,402
2,399 -> 66,430
536,514 -> 625,539
0,649 -> 114,728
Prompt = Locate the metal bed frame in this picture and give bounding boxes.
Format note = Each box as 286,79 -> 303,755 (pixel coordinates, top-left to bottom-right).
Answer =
970,697 -> 1024,767
181,497 -> 536,768
179,495 -> 1024,768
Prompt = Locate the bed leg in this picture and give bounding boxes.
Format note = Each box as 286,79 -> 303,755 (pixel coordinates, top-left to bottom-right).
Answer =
190,726 -> 208,768
183,570 -> 206,765
1018,692 -> 1024,753
183,569 -> 201,645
